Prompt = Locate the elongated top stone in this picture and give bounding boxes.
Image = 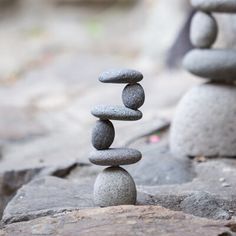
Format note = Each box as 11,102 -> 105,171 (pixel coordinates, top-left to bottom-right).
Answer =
99,69 -> 143,84
91,105 -> 142,121
183,49 -> 236,81
89,148 -> 142,166
191,0 -> 236,13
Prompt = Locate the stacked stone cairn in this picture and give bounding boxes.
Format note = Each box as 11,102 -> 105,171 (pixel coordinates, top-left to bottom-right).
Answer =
170,0 -> 236,157
89,69 -> 145,207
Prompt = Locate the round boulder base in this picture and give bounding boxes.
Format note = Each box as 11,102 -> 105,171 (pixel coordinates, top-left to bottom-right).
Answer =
190,11 -> 217,48
170,82 -> 236,157
91,119 -> 115,150
94,166 -> 136,207
89,148 -> 142,166
191,0 -> 236,13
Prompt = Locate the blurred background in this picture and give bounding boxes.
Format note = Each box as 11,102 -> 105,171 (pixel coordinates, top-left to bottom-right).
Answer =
1,0 -> 236,214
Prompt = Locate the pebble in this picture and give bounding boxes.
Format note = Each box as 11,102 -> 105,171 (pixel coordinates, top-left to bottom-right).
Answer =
92,120 -> 115,150
99,69 -> 143,84
89,148 -> 142,166
122,83 -> 145,110
94,166 -> 136,206
190,11 -> 217,48
91,105 -> 142,121
183,49 -> 236,81
191,0 -> 236,12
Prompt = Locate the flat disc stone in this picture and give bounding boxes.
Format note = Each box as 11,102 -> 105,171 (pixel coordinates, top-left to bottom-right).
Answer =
99,69 -> 143,84
191,0 -> 236,12
92,120 -> 115,150
190,12 -> 217,48
91,105 -> 142,121
183,49 -> 236,82
89,148 -> 142,166
122,83 -> 145,110
94,166 -> 136,206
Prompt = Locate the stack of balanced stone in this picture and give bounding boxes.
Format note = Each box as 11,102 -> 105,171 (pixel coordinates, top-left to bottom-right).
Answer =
89,69 -> 145,207
170,0 -> 236,158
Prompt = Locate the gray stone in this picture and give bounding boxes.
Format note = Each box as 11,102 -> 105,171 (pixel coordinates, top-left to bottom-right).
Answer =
99,69 -> 143,84
1,206 -> 233,236
94,166 -> 136,206
89,148 -> 142,166
170,83 -> 236,157
183,49 -> 236,81
91,119 -> 115,150
190,12 -> 217,48
122,83 -> 145,110
2,176 -> 94,224
91,105 -> 142,121
191,0 -> 236,12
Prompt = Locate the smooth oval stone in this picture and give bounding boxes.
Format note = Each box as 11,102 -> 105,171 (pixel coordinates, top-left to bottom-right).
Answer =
99,69 -> 143,84
89,148 -> 142,166
183,49 -> 236,81
94,166 -> 136,206
122,83 -> 145,110
190,12 -> 217,48
92,120 -> 115,150
191,0 -> 236,12
91,105 -> 142,121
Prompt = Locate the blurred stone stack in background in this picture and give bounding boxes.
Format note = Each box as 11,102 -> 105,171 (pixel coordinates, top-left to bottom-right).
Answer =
170,0 -> 236,158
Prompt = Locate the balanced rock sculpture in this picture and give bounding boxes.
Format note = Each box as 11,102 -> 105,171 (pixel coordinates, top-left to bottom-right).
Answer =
90,69 -> 145,206
170,0 -> 236,157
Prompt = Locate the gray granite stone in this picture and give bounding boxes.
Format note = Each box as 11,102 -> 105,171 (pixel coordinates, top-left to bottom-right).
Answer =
170,83 -> 236,157
99,69 -> 143,84
89,148 -> 142,166
191,0 -> 236,12
91,119 -> 115,150
190,12 -> 217,48
122,83 -> 145,110
94,166 -> 136,206
91,105 -> 142,121
184,49 -> 236,81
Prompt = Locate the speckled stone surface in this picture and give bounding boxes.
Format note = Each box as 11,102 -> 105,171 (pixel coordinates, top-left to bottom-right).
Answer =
89,148 -> 142,166
99,69 -> 143,84
91,105 -> 142,121
91,120 -> 115,150
190,12 -> 217,48
191,0 -> 236,12
122,83 -> 145,110
170,83 -> 236,157
183,49 -> 236,81
94,166 -> 136,206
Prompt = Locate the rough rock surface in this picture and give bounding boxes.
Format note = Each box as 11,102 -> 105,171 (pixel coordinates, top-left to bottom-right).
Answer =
1,205 -> 235,236
91,120 -> 115,150
89,148 -> 142,166
99,69 -> 143,84
94,167 -> 136,206
190,12 -> 217,48
91,105 -> 142,121
183,49 -> 236,81
191,0 -> 236,12
170,83 -> 236,157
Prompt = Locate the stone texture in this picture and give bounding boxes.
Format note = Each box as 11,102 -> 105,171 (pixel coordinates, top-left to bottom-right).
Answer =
2,176 -> 94,224
1,206 -> 235,236
122,83 -> 145,110
170,83 -> 236,157
99,69 -> 143,84
91,119 -> 115,150
191,0 -> 236,13
94,166 -> 136,206
91,105 -> 142,121
89,148 -> 142,166
190,12 -> 218,48
183,49 -> 236,81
